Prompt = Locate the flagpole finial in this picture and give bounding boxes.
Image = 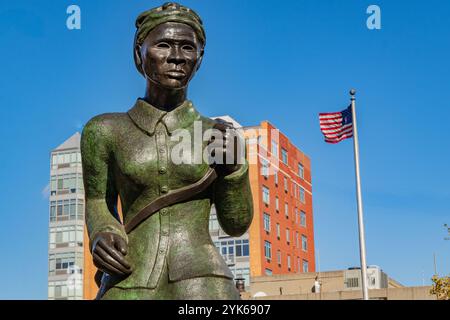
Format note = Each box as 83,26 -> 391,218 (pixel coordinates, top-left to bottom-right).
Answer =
350,89 -> 356,96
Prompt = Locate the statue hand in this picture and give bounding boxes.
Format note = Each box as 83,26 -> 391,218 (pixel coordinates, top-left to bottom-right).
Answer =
219,130 -> 242,175
91,232 -> 132,277
210,121 -> 243,175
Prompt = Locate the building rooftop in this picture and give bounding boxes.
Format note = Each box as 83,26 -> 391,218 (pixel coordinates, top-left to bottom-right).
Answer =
54,132 -> 81,152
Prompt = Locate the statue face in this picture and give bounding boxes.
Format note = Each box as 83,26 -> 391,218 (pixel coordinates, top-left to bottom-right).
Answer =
139,22 -> 203,89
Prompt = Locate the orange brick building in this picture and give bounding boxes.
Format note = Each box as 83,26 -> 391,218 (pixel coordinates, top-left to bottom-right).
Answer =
82,120 -> 315,299
244,121 -> 315,277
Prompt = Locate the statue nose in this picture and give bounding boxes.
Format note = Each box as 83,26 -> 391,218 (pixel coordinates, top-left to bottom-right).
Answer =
167,46 -> 185,65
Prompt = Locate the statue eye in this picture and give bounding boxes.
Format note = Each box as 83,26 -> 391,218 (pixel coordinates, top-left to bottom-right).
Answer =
182,44 -> 195,52
155,42 -> 170,49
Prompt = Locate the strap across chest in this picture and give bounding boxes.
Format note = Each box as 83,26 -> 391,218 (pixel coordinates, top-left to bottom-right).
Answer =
124,167 -> 218,234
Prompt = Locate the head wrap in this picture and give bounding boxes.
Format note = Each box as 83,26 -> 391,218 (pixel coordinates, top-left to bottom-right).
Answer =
134,2 -> 206,76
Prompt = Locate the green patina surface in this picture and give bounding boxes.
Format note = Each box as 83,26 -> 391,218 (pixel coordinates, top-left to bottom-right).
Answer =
81,98 -> 253,299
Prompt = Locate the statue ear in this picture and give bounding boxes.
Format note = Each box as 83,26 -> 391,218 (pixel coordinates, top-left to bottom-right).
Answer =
195,49 -> 204,71
134,43 -> 144,75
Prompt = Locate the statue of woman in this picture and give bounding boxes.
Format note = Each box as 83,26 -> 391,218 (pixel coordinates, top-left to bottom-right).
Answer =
81,2 -> 253,300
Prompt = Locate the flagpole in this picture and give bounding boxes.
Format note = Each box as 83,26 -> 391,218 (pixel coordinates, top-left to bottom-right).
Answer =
350,89 -> 369,300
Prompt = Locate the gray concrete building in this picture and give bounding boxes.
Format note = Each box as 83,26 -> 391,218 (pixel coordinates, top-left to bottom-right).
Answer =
48,133 -> 85,300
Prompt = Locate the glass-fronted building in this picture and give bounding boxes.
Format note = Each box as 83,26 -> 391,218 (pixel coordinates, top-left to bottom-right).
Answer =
209,205 -> 251,288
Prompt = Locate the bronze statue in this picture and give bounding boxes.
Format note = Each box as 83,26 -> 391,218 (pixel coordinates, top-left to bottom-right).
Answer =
80,2 -> 253,300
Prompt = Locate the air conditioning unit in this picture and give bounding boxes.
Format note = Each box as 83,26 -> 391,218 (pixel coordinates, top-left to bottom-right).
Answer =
344,266 -> 388,290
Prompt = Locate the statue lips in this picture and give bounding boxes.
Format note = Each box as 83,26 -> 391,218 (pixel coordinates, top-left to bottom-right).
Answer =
165,70 -> 186,80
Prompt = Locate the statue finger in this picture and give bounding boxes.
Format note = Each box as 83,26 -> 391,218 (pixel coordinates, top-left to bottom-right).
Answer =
96,235 -> 112,248
93,252 -> 126,276
93,253 -> 111,272
98,238 -> 128,261
96,244 -> 132,274
98,239 -> 131,269
113,236 -> 128,256
96,247 -> 131,274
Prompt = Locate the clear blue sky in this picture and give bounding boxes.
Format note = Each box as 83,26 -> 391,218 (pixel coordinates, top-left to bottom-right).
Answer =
0,0 -> 449,299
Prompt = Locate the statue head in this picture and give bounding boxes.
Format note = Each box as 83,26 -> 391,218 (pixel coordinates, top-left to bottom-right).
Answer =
133,2 -> 206,89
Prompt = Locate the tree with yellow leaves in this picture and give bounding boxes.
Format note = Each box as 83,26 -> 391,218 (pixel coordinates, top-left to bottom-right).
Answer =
430,275 -> 450,300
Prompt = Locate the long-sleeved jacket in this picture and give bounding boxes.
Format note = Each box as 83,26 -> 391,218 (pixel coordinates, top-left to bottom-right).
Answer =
80,98 -> 253,290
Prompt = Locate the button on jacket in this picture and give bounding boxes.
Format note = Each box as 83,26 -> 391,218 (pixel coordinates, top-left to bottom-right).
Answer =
81,99 -> 253,290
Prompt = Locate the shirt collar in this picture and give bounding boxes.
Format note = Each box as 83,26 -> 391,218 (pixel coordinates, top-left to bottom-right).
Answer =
127,98 -> 200,136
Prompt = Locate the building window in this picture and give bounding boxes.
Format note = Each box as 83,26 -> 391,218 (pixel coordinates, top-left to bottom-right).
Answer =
293,184 -> 297,198
215,240 -> 242,265
219,240 -> 235,257
48,279 -> 82,300
300,187 -> 305,203
297,257 -> 301,273
281,148 -> 288,164
271,140 -> 278,158
235,240 -> 250,257
264,241 -> 272,260
284,176 -> 288,193
265,268 -> 273,276
298,163 -> 304,179
275,197 -> 279,212
261,159 -> 269,178
303,260 -> 309,273
302,235 -> 308,251
294,208 -> 299,224
295,232 -> 299,248
276,223 -> 280,239
284,203 -> 289,219
263,213 -> 271,232
277,250 -> 282,265
49,225 -> 84,249
50,199 -> 84,222
287,255 -> 291,270
56,258 -> 74,271
50,173 -> 84,195
274,172 -> 278,185
48,252 -> 82,277
262,186 -> 270,205
51,151 -> 82,170
300,211 -> 306,227
286,228 -> 290,244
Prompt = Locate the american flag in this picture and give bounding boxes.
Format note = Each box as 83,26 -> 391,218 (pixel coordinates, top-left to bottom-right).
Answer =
319,105 -> 353,144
